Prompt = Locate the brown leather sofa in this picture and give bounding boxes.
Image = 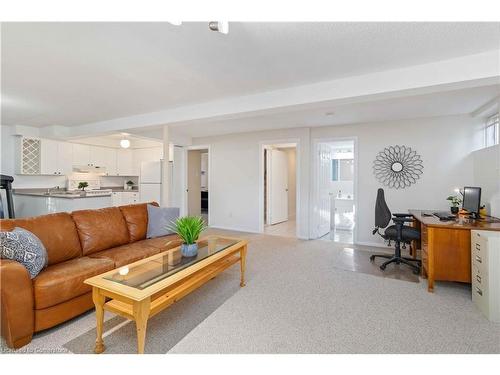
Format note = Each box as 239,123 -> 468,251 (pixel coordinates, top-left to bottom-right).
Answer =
0,202 -> 181,349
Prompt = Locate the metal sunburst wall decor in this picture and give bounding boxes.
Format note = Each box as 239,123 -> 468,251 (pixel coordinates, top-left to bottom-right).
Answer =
373,145 -> 423,189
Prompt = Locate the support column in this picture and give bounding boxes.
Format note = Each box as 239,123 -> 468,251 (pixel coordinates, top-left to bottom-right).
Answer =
162,125 -> 170,206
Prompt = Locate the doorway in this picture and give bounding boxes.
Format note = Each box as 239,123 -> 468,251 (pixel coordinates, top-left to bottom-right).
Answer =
312,138 -> 357,244
262,143 -> 297,237
186,147 -> 209,224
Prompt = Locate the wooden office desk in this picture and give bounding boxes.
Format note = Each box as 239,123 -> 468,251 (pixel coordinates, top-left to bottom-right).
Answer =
409,210 -> 500,292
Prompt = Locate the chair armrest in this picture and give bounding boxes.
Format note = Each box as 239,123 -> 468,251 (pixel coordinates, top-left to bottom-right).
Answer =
0,259 -> 34,349
393,213 -> 413,217
392,217 -> 414,223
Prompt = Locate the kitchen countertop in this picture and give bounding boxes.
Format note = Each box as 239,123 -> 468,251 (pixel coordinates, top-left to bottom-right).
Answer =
102,186 -> 139,192
14,188 -> 113,199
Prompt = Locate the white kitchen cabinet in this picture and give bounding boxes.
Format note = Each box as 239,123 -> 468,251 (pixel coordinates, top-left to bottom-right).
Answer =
16,137 -> 41,175
91,146 -> 117,175
40,139 -> 73,175
40,139 -> 59,175
72,143 -> 91,166
111,191 -> 139,206
14,194 -> 113,217
116,149 -> 136,176
58,142 -> 74,175
111,192 -> 122,206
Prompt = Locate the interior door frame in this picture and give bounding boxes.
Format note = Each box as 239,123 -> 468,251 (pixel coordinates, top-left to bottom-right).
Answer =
311,136 -> 359,243
258,138 -> 301,237
184,144 -> 211,226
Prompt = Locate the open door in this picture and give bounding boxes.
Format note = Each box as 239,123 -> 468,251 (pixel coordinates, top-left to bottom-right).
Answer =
267,149 -> 289,225
315,143 -> 332,238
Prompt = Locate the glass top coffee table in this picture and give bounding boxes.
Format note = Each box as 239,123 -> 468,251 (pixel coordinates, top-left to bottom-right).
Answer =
85,235 -> 248,354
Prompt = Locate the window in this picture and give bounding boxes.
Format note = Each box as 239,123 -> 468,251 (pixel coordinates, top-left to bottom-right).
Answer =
331,159 -> 339,181
485,114 -> 499,148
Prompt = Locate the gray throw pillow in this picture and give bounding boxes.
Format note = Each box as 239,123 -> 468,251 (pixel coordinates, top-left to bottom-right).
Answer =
147,205 -> 180,238
0,227 -> 48,278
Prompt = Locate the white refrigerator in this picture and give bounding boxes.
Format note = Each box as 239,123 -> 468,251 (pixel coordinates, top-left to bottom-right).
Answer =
140,161 -> 163,204
140,149 -> 183,209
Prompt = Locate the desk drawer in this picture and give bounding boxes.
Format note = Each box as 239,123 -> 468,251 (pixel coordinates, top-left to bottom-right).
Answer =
472,240 -> 488,275
472,265 -> 488,288
472,282 -> 489,316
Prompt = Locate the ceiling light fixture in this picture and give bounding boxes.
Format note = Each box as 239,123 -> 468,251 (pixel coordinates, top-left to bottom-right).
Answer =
325,111 -> 335,116
167,21 -> 182,26
209,21 -> 229,34
120,139 -> 131,149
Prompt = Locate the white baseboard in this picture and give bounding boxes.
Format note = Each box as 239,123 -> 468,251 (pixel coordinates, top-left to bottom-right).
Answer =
354,241 -> 389,249
209,225 -> 262,234
210,225 -> 309,240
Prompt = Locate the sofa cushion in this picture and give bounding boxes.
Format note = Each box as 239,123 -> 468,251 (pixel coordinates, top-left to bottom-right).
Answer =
0,227 -> 48,278
0,212 -> 82,265
89,240 -> 162,268
146,205 -> 180,238
72,207 -> 130,256
119,202 -> 158,243
33,256 -> 114,309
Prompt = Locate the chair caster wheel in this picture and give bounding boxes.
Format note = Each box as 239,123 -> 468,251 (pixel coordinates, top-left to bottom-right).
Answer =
380,265 -> 386,270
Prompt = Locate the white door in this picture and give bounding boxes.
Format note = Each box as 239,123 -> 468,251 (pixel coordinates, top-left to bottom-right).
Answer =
315,143 -> 333,238
267,149 -> 288,225
171,147 -> 184,210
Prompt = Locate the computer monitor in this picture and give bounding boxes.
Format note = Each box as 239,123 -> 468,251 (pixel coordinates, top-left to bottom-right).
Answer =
462,186 -> 481,218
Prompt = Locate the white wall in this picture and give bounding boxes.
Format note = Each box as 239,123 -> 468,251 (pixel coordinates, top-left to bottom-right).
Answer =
192,114 -> 483,245
311,115 -> 484,245
193,128 -> 310,238
472,144 -> 500,217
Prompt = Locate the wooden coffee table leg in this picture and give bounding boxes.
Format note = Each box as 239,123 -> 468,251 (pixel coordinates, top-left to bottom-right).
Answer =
92,288 -> 106,354
133,298 -> 151,354
240,245 -> 247,287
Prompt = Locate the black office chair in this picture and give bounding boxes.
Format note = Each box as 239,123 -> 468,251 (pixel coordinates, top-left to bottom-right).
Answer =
369,188 -> 421,274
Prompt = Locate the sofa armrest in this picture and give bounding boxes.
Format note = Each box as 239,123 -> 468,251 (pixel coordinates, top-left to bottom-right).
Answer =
0,259 -> 34,349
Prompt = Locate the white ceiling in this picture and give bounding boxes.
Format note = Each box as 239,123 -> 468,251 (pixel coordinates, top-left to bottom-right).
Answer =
73,133 -> 162,149
2,22 -> 500,128
129,84 -> 500,139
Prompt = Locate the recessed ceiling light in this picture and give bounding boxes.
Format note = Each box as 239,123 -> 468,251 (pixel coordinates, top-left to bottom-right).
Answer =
167,21 -> 182,26
325,111 -> 335,116
120,139 -> 131,149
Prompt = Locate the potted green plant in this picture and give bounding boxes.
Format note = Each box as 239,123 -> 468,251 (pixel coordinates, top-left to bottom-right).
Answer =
446,195 -> 462,214
78,181 -> 89,191
167,216 -> 207,257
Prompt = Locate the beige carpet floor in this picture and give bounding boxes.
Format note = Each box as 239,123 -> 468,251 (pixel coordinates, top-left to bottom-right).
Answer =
2,229 -> 499,354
